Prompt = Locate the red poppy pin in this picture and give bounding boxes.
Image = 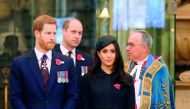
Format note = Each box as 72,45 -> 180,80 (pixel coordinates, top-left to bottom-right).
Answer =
77,54 -> 85,61
55,58 -> 64,65
114,83 -> 121,90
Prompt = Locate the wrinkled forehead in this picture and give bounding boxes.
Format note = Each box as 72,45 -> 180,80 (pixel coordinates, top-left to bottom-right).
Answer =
68,20 -> 83,31
128,32 -> 143,44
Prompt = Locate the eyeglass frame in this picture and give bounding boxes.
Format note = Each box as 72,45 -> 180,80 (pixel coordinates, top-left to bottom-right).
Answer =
126,42 -> 146,49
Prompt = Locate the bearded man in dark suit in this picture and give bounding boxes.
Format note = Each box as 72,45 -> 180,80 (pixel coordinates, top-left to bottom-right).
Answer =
9,15 -> 78,109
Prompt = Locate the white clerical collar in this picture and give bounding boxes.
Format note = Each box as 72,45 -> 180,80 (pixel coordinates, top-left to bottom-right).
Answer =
137,56 -> 148,65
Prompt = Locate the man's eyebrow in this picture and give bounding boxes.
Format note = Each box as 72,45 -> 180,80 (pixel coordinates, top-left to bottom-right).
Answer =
127,42 -> 134,44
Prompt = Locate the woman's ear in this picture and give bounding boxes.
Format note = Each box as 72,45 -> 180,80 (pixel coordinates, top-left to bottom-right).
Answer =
97,51 -> 100,57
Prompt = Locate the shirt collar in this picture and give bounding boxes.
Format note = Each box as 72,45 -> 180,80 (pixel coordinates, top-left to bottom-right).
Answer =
60,44 -> 76,55
137,56 -> 148,65
34,47 -> 52,61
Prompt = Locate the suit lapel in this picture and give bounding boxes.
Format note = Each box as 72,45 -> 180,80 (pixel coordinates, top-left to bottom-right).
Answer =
27,50 -> 44,93
76,50 -> 81,74
47,52 -> 58,94
76,54 -> 79,68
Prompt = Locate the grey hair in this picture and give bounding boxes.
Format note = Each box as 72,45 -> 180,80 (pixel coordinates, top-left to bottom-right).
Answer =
135,30 -> 153,49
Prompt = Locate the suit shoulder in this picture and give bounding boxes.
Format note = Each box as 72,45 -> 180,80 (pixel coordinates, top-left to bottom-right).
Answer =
53,44 -> 61,52
53,51 -> 69,59
13,50 -> 32,61
76,50 -> 92,59
54,44 -> 61,49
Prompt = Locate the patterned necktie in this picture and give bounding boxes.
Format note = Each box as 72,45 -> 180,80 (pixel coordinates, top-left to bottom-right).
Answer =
41,54 -> 49,92
68,51 -> 72,57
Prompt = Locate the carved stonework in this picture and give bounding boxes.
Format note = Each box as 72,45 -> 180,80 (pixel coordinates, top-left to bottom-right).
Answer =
177,0 -> 190,7
179,71 -> 190,82
176,34 -> 190,64
176,3 -> 190,64
176,2 -> 190,81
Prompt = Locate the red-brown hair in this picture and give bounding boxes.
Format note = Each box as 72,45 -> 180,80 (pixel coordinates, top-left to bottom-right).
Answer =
32,15 -> 57,32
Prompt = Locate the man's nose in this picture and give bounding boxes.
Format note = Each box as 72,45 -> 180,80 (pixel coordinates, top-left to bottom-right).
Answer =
75,32 -> 80,38
75,35 -> 79,38
50,34 -> 56,40
126,46 -> 130,51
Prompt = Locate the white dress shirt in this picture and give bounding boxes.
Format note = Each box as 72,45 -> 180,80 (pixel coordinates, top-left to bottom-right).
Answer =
60,45 -> 76,65
34,47 -> 52,73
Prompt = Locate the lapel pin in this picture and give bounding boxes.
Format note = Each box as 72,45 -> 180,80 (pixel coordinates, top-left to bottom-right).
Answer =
55,58 -> 64,65
77,54 -> 85,61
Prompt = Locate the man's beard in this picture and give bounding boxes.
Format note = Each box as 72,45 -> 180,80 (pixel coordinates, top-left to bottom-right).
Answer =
40,41 -> 55,51
46,42 -> 55,50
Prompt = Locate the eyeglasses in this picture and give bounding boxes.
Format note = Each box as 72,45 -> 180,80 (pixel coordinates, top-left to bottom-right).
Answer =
127,43 -> 144,49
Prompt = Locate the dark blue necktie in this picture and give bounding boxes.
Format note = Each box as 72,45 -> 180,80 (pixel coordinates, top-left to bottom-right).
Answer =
41,54 -> 49,92
68,51 -> 72,57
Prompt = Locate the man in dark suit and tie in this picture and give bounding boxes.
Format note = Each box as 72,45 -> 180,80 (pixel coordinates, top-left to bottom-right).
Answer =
9,15 -> 78,109
54,18 -> 92,78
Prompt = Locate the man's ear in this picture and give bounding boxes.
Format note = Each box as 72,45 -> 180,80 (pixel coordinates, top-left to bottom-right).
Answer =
62,29 -> 65,35
62,28 -> 67,34
143,45 -> 149,53
34,30 -> 40,39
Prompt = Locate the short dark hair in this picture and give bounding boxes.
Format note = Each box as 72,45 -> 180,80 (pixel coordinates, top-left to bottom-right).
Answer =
62,20 -> 70,30
62,18 -> 82,30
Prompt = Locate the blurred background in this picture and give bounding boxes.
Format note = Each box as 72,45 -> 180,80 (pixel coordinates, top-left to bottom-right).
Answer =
0,0 -> 189,109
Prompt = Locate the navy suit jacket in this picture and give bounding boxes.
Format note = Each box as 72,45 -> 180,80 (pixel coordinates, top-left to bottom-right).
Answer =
54,44 -> 93,78
9,50 -> 78,109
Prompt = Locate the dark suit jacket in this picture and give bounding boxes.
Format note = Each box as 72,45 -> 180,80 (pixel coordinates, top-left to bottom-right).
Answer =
9,50 -> 78,109
54,44 -> 93,78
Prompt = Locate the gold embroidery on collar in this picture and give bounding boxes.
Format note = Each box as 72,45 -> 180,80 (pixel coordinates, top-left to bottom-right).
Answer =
140,57 -> 164,109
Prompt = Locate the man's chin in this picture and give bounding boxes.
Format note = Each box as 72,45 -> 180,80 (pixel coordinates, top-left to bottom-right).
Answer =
72,44 -> 79,48
128,56 -> 134,60
48,44 -> 55,50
